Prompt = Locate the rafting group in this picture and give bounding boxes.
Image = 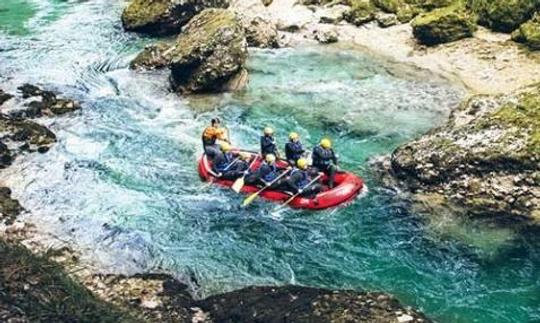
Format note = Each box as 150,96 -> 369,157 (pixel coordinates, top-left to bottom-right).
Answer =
198,118 -> 365,210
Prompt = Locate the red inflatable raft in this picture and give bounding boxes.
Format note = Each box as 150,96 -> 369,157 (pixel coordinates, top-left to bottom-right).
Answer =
197,151 -> 365,210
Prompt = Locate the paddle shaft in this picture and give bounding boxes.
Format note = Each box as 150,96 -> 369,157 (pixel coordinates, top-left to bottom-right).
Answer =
253,168 -> 291,195
281,174 -> 323,207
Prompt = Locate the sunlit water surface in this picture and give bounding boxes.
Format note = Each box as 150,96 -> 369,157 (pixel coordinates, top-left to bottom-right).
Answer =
1,1 -> 539,322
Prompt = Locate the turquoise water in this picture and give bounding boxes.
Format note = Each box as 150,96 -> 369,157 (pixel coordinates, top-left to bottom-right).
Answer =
1,1 -> 539,322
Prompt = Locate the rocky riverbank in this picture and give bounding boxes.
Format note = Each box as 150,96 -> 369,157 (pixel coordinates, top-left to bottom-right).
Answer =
389,83 -> 540,223
1,236 -> 430,322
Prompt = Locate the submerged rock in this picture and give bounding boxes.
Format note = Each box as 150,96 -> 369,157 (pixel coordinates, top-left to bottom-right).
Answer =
467,0 -> 540,33
0,114 -> 56,149
391,84 -> 540,222
121,0 -> 229,35
512,14 -> 540,50
168,9 -> 248,93
12,84 -> 81,117
412,2 -> 476,45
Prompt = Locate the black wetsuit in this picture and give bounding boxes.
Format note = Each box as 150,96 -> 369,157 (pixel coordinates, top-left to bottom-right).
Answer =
312,146 -> 338,188
212,152 -> 248,180
286,168 -> 322,198
246,162 -> 287,189
285,140 -> 305,166
260,135 -> 278,157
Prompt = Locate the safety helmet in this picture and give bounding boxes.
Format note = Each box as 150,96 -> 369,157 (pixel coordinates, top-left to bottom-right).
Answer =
297,158 -> 308,170
289,132 -> 299,140
220,142 -> 232,152
320,138 -> 331,149
239,152 -> 250,160
264,127 -> 274,135
265,154 -> 276,163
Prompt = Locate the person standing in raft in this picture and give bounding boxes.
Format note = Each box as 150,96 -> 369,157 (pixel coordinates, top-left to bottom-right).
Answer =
286,158 -> 322,198
285,132 -> 305,166
260,127 -> 279,158
312,138 -> 338,188
246,154 -> 287,189
212,143 -> 250,180
202,118 -> 229,159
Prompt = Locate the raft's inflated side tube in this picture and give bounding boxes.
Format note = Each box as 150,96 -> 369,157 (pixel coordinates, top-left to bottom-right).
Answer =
198,152 -> 364,210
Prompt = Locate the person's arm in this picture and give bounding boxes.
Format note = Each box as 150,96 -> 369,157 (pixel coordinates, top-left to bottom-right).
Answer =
331,149 -> 338,165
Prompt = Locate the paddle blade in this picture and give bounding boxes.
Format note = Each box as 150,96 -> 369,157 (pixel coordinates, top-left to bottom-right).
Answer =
232,177 -> 244,193
242,192 -> 258,207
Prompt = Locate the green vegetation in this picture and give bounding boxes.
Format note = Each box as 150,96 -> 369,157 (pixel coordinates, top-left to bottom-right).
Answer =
0,239 -> 133,322
488,88 -> 540,154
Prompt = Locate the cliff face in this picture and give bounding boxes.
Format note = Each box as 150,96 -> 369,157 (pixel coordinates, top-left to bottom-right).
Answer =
391,84 -> 540,222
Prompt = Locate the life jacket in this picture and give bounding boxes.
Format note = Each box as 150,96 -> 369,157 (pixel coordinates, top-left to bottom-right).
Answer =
313,146 -> 334,167
286,141 -> 304,161
260,135 -> 277,155
291,168 -> 309,188
202,126 -> 224,147
261,162 -> 278,182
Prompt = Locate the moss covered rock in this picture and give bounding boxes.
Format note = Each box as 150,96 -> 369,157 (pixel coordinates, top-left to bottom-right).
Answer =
412,2 -> 476,45
391,84 -> 540,221
344,0 -> 378,25
512,14 -> 540,50
121,0 -> 229,35
169,9 -> 248,93
467,0 -> 540,33
370,0 -> 434,23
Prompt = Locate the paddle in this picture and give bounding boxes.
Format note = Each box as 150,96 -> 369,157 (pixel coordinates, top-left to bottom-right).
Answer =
242,168 -> 291,207
232,154 -> 259,193
278,173 -> 323,209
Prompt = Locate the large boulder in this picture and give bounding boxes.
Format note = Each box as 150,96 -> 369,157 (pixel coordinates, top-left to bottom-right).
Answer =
391,84 -> 540,221
121,0 -> 229,35
512,14 -> 540,50
168,9 -> 248,93
467,0 -> 540,33
412,2 -> 476,45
